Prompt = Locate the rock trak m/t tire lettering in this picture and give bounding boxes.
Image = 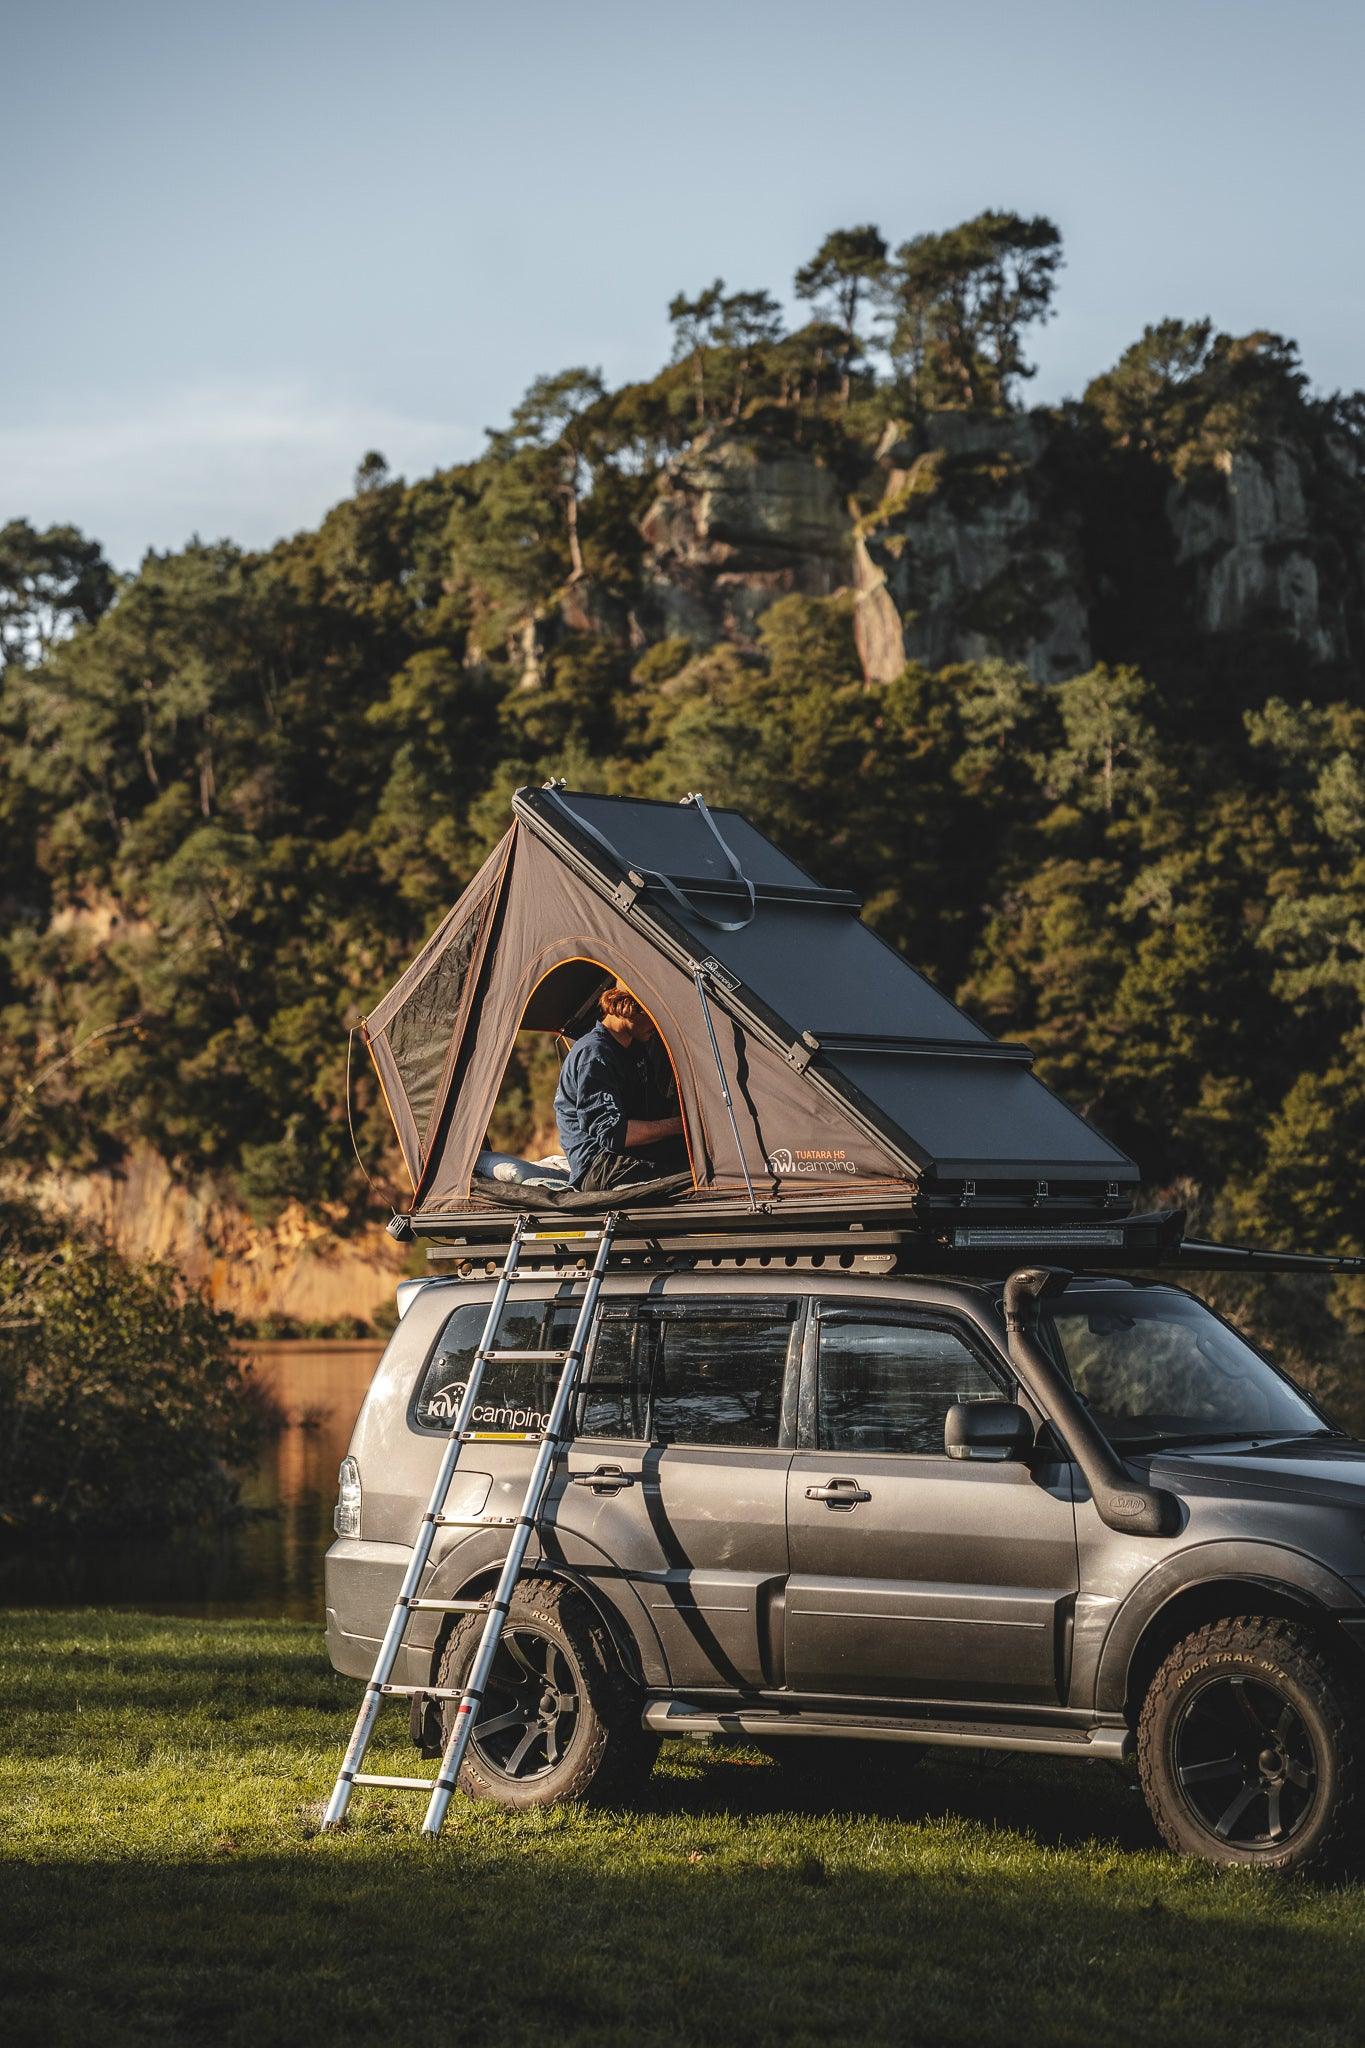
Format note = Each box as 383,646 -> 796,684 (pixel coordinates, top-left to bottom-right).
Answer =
1137,1615 -> 1363,1876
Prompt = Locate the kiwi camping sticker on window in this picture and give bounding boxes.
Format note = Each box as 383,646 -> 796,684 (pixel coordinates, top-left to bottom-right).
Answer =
765,1146 -> 859,1178
423,1381 -> 550,1433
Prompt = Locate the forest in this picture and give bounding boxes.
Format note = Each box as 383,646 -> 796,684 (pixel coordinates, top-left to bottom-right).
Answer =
2,207 -> 1364,1401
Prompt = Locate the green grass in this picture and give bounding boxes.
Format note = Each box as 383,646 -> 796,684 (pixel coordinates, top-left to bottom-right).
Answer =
3,1612 -> 1365,2047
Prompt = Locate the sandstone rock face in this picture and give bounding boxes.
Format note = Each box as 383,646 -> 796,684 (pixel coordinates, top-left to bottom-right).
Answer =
29,1143 -> 404,1324
1168,440 -> 1348,662
858,412 -> 1091,684
641,426 -> 850,643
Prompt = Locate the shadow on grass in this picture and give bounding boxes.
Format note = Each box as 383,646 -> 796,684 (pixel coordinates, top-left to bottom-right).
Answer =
648,1743 -> 1159,1854
3,1833 -> 1363,2048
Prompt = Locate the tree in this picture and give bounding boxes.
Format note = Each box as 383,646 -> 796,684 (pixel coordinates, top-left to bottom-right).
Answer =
353,449 -> 391,495
0,519 -> 115,671
501,367 -> 607,583
668,279 -> 726,422
883,212 -> 1062,409
1045,665 -> 1170,820
794,226 -> 888,402
667,281 -> 785,422
713,288 -> 785,417
1085,323 -> 1309,470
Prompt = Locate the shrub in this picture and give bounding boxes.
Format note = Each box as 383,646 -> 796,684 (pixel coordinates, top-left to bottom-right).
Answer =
0,1197 -> 270,1533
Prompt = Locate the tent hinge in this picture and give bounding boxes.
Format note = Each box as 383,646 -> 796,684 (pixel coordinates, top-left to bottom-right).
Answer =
1031,1180 -> 1050,1207
958,1180 -> 977,1209
787,1030 -> 820,1072
612,869 -> 645,911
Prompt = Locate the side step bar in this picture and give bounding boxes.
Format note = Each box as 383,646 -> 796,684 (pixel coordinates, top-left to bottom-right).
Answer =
642,1699 -> 1133,1764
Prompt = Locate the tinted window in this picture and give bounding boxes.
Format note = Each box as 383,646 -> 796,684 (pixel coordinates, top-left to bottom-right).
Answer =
577,1315 -> 648,1441
650,1312 -> 793,1449
818,1316 -> 1001,1454
415,1296 -> 576,1433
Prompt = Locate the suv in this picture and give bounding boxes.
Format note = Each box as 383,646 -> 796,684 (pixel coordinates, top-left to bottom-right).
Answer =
326,1261 -> 1365,1873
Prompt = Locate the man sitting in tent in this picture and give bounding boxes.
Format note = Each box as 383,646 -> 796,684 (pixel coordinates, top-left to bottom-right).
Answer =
553,985 -> 688,1190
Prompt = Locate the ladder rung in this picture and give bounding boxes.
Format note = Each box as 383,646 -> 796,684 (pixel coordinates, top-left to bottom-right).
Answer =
430,1513 -> 516,1528
407,1597 -> 498,1613
379,1683 -> 466,1698
352,1773 -> 437,1791
458,1430 -> 552,1443
482,1347 -> 571,1363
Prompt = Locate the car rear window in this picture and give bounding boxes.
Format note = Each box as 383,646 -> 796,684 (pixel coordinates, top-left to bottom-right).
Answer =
413,1296 -> 577,1434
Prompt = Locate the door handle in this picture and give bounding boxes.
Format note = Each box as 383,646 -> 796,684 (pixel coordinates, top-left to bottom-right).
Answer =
805,1478 -> 872,1508
571,1464 -> 637,1494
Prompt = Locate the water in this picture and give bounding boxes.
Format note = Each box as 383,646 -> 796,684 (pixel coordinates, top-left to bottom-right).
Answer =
0,1342 -> 379,1620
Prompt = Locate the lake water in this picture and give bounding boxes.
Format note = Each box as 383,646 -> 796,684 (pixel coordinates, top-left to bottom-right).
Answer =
0,1342 -> 379,1621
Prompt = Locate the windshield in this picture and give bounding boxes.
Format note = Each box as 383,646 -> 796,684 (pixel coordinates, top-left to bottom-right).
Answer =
1043,1287 -> 1326,1449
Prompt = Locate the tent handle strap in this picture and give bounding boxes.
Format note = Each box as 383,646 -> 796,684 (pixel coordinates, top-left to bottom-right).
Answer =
539,785 -> 756,934
693,966 -> 758,1214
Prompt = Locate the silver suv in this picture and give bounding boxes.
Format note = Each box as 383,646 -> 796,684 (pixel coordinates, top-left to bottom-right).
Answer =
326,1262 -> 1365,1872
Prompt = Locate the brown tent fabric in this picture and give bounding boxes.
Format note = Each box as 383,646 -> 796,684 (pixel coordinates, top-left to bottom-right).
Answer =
361,787 -> 1139,1222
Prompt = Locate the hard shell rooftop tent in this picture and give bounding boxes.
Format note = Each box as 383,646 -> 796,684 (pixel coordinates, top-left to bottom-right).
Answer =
364,785 -> 1149,1250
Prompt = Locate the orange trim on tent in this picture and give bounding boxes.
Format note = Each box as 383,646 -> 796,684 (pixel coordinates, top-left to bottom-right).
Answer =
468,951 -> 701,1199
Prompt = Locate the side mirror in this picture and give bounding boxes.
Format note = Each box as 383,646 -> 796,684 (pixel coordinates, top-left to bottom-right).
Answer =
945,1399 -> 1034,1462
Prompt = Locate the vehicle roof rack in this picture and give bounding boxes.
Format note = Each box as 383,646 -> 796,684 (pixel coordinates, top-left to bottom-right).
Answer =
394,1204 -> 1363,1280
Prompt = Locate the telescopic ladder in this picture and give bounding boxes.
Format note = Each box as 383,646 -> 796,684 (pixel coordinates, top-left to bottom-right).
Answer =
321,1211 -> 618,1837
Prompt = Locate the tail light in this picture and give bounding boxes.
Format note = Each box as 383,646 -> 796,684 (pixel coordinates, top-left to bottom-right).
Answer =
334,1456 -> 362,1538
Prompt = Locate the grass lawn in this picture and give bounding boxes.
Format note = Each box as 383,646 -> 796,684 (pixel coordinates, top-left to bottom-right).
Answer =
3,1611 -> 1365,2047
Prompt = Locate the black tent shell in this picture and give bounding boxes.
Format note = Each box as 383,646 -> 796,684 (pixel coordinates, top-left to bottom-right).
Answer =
363,786 -> 1139,1227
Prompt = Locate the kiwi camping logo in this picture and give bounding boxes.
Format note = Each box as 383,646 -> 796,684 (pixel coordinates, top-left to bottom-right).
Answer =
766,1146 -> 859,1178
424,1382 -> 550,1432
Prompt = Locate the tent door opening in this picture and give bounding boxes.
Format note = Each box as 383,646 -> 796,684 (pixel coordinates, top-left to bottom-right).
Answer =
477,955 -> 699,1197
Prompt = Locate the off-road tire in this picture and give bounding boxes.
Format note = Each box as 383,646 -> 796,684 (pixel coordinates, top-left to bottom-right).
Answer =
1137,1615 -> 1363,1875
434,1577 -> 656,1810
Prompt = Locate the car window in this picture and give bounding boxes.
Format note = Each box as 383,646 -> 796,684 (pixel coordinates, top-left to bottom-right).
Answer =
650,1311 -> 794,1449
414,1296 -> 577,1433
577,1314 -> 647,1441
817,1315 -> 1002,1455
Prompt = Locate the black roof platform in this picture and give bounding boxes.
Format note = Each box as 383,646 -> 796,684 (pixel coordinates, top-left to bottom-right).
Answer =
391,1199 -> 1364,1279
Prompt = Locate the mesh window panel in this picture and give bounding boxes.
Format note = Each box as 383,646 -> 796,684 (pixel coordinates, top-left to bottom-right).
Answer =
382,892 -> 493,1150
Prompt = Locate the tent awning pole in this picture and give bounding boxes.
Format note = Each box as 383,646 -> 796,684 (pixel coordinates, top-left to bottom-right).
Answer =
693,965 -> 758,1214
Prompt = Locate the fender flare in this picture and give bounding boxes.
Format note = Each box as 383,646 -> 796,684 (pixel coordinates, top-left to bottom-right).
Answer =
1094,1539 -> 1365,1715
411,1526 -> 671,1690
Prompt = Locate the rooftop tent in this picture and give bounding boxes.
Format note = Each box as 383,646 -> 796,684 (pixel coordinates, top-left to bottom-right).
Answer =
362,785 -> 1140,1226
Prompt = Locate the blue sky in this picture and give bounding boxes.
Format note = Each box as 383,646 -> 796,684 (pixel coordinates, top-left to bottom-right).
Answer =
5,0 -> 1362,568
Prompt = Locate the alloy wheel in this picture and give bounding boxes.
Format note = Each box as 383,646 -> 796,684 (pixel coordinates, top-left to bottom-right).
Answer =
470,1626 -> 582,1781
1172,1673 -> 1318,1849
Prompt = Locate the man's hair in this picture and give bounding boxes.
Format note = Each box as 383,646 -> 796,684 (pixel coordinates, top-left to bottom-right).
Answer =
599,985 -> 642,1024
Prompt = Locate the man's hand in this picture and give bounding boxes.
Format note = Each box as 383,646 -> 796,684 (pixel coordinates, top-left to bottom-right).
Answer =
624,1115 -> 683,1150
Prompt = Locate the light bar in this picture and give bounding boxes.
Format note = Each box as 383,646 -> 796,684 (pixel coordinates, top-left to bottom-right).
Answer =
952,1224 -> 1128,1250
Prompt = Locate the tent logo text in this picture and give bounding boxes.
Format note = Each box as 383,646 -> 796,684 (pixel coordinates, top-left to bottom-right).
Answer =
765,1146 -> 859,1178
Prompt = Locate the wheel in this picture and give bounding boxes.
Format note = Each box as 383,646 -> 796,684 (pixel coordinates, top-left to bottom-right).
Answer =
433,1578 -> 657,1809
1137,1615 -> 1364,1875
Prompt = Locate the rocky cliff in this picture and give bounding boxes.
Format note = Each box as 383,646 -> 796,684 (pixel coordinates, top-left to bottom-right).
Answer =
27,1146 -> 406,1327
634,409 -> 1363,686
